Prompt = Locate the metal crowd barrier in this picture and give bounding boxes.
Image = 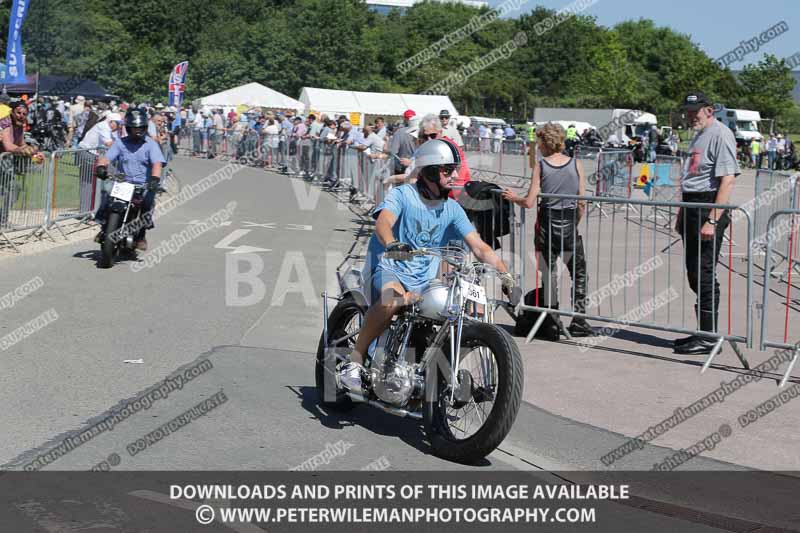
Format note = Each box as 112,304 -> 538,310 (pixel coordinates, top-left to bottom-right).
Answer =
517,193 -> 753,373
0,151 -> 54,249
0,147 -> 115,251
463,135 -> 531,179
325,144 -> 391,205
288,137 -> 313,177
751,171 -> 798,281
48,147 -> 104,234
574,146 -> 634,217
645,155 -> 683,226
759,209 -> 800,387
176,126 -> 193,155
574,146 -> 602,193
258,133 -> 283,169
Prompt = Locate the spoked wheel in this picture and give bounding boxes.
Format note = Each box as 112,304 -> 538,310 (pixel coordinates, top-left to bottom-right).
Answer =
424,322 -> 523,464
315,296 -> 366,411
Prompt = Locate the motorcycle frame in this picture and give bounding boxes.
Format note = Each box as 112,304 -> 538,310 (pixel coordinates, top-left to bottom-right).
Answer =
321,264 -> 478,408
106,180 -> 147,249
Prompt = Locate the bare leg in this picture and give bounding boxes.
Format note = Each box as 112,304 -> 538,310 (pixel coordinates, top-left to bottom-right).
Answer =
352,282 -> 409,365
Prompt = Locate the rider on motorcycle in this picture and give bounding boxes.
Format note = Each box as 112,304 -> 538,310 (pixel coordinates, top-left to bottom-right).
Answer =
339,139 -> 516,394
94,109 -> 165,250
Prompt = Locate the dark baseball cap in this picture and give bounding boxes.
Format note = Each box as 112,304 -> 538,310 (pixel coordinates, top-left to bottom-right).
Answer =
681,91 -> 714,110
439,109 -> 451,118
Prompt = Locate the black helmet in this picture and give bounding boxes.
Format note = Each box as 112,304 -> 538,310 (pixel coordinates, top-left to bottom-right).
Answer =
125,109 -> 148,141
125,109 -> 148,129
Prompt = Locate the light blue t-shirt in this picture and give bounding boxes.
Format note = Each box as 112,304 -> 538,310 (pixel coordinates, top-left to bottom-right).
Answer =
366,184 -> 475,293
105,137 -> 167,185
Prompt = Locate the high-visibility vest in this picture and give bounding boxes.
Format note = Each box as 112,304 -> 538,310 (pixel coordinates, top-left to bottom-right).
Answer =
566,126 -> 578,140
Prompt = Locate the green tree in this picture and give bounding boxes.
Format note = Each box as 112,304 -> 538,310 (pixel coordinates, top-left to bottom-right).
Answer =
738,54 -> 796,119
5,0 -> 796,127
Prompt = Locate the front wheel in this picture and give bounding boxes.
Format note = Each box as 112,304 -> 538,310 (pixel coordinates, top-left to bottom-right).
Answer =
99,211 -> 122,269
315,296 -> 367,411
424,322 -> 523,464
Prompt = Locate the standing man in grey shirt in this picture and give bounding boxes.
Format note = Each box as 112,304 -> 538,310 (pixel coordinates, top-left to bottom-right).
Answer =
389,109 -> 418,174
674,91 -> 740,355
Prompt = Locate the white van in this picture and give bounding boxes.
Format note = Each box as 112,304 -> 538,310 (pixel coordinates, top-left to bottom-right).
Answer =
714,106 -> 763,143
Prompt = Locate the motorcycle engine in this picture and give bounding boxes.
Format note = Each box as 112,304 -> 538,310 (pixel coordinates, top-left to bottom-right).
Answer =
370,323 -> 416,407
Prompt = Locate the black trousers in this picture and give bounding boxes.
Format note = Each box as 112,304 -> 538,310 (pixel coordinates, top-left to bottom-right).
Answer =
535,207 -> 588,312
679,191 -> 730,332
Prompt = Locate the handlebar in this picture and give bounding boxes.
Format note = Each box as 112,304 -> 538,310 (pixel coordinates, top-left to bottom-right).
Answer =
106,173 -> 166,193
407,246 -> 469,267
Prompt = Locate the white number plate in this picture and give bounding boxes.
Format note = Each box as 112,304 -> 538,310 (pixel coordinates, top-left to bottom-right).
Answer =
463,281 -> 487,305
110,181 -> 135,202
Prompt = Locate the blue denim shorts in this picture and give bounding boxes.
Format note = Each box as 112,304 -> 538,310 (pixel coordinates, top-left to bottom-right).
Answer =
368,268 -> 403,306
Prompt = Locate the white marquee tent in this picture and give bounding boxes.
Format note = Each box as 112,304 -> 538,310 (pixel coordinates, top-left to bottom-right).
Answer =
194,82 -> 304,113
299,87 -> 459,126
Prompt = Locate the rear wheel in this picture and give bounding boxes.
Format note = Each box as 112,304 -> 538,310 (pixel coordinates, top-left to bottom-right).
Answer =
315,296 -> 366,410
424,322 -> 523,464
99,211 -> 122,269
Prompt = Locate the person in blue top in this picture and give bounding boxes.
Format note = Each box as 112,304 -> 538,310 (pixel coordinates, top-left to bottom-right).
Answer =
94,109 -> 166,251
339,139 -> 517,394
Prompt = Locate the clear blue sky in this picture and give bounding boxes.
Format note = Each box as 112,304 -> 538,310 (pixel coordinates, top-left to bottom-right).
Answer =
488,0 -> 800,68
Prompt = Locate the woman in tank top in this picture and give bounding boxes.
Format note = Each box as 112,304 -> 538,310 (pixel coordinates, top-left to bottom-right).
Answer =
502,122 -> 594,337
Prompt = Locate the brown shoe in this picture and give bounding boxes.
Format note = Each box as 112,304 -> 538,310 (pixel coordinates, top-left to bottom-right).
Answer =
135,239 -> 147,251
94,231 -> 104,243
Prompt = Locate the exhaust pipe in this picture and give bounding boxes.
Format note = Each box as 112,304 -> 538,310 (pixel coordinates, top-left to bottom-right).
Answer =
347,393 -> 422,420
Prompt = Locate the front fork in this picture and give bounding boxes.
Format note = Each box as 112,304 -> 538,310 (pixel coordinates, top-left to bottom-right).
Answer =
449,313 -> 464,404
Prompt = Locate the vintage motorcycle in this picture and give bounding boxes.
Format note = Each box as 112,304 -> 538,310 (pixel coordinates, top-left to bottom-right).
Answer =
316,247 -> 523,464
97,173 -> 160,269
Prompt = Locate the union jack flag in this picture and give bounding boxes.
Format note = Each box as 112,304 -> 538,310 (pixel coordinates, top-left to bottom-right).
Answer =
168,61 -> 189,108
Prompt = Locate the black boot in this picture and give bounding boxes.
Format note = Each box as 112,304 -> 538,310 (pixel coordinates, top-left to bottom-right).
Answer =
568,245 -> 595,337
674,308 -> 721,355
674,305 -> 699,347
568,317 -> 596,337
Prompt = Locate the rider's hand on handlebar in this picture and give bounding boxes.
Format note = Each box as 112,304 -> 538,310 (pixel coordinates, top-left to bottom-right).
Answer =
385,241 -> 413,261
499,272 -> 521,306
147,177 -> 162,192
95,165 -> 109,180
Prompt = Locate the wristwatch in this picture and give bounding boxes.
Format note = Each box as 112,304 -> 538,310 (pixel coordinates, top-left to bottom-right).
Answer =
706,217 -> 718,226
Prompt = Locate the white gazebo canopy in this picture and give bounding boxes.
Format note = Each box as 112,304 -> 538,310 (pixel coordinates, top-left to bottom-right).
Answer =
299,87 -> 458,126
195,82 -> 304,112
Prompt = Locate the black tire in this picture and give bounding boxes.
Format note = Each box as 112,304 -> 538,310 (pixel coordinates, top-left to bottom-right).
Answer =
100,211 -> 122,269
315,296 -> 367,411
424,322 -> 523,464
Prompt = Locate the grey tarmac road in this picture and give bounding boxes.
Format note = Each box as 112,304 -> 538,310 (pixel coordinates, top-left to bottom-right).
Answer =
0,156 -> 797,532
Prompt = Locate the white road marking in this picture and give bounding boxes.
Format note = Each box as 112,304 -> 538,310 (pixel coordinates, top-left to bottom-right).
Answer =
242,221 -> 277,229
240,222 -> 311,231
214,229 -> 271,254
182,219 -> 231,227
